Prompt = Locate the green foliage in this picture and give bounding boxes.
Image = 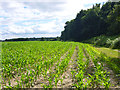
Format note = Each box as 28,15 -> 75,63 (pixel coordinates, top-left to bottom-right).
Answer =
61,2 -> 120,43
110,37 -> 120,49
5,37 -> 61,41
2,41 -> 73,88
1,41 -> 118,88
84,35 -> 120,49
107,2 -> 120,35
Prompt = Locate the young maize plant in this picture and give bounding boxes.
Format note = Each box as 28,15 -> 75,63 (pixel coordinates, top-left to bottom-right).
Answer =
2,41 -> 116,88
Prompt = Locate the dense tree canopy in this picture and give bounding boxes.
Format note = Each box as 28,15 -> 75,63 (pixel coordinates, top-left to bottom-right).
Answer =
61,2 -> 120,41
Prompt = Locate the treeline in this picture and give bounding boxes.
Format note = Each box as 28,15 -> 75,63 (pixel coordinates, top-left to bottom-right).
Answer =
61,1 -> 120,42
4,37 -> 60,41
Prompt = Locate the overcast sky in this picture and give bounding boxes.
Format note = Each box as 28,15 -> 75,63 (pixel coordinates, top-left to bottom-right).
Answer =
0,0 -> 108,40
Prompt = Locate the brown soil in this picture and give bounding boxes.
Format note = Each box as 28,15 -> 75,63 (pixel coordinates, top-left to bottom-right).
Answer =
82,47 -> 120,88
56,46 -> 78,88
33,47 -> 72,88
102,63 -> 120,88
1,45 -> 119,88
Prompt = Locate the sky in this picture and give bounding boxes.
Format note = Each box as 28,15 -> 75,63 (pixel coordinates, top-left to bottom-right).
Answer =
0,0 -> 108,40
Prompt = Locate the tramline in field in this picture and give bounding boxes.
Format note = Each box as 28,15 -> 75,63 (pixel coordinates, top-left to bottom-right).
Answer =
1,41 -> 119,88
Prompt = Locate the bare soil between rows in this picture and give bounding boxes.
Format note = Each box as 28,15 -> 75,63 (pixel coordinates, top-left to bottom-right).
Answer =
1,46 -> 120,88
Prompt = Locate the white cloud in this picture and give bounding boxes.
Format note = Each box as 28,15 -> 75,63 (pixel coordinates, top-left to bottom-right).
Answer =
8,25 -> 34,34
0,0 -> 107,40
